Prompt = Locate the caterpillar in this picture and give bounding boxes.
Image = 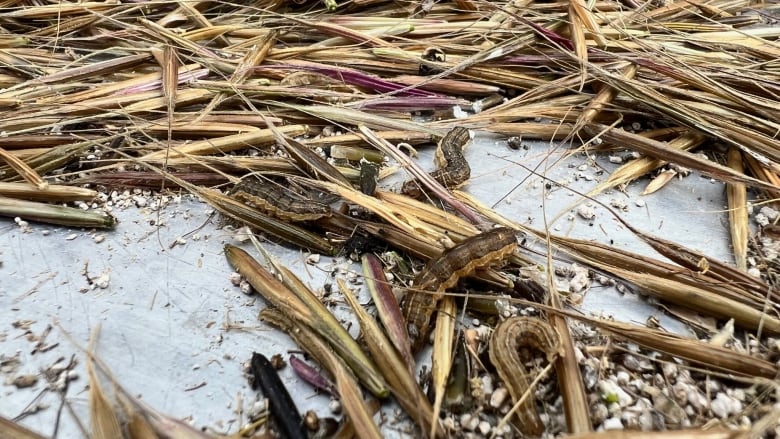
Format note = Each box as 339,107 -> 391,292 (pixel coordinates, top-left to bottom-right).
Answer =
402,227 -> 517,353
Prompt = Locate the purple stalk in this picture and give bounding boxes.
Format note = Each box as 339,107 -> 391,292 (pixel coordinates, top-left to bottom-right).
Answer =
348,96 -> 468,111
289,355 -> 338,397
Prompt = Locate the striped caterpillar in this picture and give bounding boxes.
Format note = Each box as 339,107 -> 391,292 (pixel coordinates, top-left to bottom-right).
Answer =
402,127 -> 471,195
401,227 -> 517,353
231,177 -> 331,222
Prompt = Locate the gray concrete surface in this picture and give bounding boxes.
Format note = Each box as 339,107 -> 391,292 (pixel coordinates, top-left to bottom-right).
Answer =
0,134 -> 734,437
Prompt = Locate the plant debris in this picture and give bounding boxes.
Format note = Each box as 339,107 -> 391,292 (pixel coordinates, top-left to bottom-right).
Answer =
2,0 -> 780,438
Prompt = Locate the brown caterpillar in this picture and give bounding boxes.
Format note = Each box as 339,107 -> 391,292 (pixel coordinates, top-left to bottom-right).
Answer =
402,226 -> 517,353
489,317 -> 561,436
402,126 -> 471,195
231,178 -> 331,222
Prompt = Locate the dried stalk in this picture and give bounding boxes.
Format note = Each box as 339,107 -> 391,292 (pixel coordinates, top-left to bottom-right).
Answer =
0,146 -> 47,189
224,245 -> 389,397
430,297 -> 457,439
362,253 -> 415,371
337,278 -> 440,438
0,182 -> 97,202
0,196 -> 115,228
548,234 -> 780,335
727,147 -> 748,271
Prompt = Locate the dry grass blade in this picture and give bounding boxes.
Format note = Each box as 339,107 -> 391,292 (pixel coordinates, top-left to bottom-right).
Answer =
224,244 -> 313,323
391,75 -> 501,96
451,190 -> 530,237
641,168 -> 677,195
126,415 -> 158,439
613,265 -> 780,336
117,395 -> 159,439
603,214 -> 776,306
743,154 -> 780,199
0,416 -> 48,439
545,220 -> 592,434
589,65 -> 780,164
270,102 -> 442,135
303,178 -> 440,241
263,116 -> 351,186
727,147 -> 748,271
580,317 -> 778,379
330,144 -> 384,163
0,182 -> 97,202
377,190 -> 480,239
0,146 -> 47,189
86,332 -> 123,439
548,234 -> 780,335
576,63 -> 637,130
303,130 -> 435,148
361,253 -> 415,371
225,245 -> 388,398
140,125 -> 309,160
585,123 -> 780,193
633,57 -> 778,121
337,278 -> 440,438
139,18 -> 226,68
115,391 -> 216,439
568,2 -> 588,85
585,131 -> 706,197
306,19 -> 397,48
357,220 -> 447,261
30,63 -> 204,106
161,45 -> 178,121
550,315 -> 591,434
33,54 -> 150,84
430,297 -> 456,439
196,31 -> 277,123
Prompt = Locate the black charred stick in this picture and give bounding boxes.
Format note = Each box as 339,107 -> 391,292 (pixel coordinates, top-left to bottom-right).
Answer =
250,352 -> 308,439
